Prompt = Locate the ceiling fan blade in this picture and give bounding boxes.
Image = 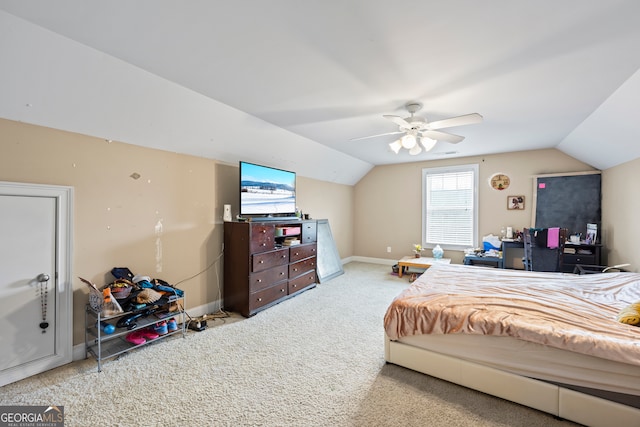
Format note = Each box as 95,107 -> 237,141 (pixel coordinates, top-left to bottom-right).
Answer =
383,114 -> 411,128
349,131 -> 405,142
421,130 -> 465,144
428,113 -> 483,130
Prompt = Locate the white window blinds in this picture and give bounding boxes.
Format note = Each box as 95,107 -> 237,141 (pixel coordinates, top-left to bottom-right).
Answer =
422,165 -> 478,248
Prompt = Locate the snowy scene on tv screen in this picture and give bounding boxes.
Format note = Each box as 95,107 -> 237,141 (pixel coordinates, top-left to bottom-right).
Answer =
241,163 -> 296,214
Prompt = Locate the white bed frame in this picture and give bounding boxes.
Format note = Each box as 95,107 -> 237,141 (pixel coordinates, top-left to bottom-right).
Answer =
385,335 -> 640,426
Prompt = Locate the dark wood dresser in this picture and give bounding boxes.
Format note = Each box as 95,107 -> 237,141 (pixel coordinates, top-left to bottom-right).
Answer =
223,219 -> 317,317
562,242 -> 602,273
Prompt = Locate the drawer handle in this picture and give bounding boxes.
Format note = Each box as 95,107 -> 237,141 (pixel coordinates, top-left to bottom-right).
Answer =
280,288 -> 285,292
312,248 -> 316,252
257,297 -> 262,302
280,272 -> 285,275
257,279 -> 262,283
261,243 -> 266,246
293,284 -> 297,288
293,268 -> 298,272
282,255 -> 286,258
261,230 -> 266,233
259,260 -> 264,264
294,252 -> 299,256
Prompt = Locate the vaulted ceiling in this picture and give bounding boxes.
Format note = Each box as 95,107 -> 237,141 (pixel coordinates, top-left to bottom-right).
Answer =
1,1 -> 640,185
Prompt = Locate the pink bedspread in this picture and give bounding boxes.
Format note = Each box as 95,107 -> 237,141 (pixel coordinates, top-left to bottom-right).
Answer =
384,264 -> 640,366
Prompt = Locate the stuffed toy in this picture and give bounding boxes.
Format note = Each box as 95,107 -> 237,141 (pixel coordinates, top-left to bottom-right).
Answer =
617,302 -> 640,326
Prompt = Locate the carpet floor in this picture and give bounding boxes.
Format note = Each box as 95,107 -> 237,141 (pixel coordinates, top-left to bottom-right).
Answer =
0,262 -> 580,426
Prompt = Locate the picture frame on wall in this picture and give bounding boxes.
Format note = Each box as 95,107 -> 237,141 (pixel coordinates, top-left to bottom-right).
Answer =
508,195 -> 525,210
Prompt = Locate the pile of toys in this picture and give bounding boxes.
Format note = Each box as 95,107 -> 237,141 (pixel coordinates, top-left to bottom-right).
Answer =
84,267 -> 185,345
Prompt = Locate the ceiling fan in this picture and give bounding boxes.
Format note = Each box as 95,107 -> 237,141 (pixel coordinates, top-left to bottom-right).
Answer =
351,102 -> 483,155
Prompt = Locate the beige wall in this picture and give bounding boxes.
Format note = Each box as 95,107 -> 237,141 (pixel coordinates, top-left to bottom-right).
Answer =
602,158 -> 640,271
354,149 -> 595,264
3,115 -> 634,348
296,176 -> 354,258
0,118 -> 354,345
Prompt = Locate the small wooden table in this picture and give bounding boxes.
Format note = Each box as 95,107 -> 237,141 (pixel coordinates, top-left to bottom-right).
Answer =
397,256 -> 451,278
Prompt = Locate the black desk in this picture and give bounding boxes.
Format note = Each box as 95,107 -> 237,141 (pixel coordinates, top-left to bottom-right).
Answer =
501,240 -> 525,269
464,240 -> 525,269
562,243 -> 602,273
463,255 -> 504,268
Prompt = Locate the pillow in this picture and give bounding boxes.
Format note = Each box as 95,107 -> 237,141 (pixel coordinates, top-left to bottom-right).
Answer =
617,303 -> 640,326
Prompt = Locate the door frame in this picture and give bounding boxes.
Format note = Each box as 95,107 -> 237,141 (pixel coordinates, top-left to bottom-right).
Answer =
0,181 -> 73,386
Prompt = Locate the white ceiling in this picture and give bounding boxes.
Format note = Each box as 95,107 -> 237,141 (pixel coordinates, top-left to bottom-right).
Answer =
1,1 -> 640,185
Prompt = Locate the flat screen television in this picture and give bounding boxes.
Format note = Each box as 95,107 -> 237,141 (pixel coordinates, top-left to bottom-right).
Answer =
239,161 -> 296,217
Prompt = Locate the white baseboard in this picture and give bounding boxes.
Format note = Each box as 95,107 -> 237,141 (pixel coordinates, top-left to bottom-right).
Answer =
346,256 -> 397,266
72,344 -> 86,362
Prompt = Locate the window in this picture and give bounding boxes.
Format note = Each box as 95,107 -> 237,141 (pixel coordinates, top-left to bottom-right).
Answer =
422,164 -> 478,250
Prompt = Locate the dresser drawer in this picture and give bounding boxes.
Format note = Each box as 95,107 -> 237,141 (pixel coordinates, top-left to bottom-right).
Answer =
301,221 -> 317,243
288,272 -> 316,294
289,243 -> 317,262
252,248 -> 289,272
250,224 -> 275,253
289,257 -> 316,278
249,283 -> 288,311
564,254 -> 596,265
250,264 -> 288,292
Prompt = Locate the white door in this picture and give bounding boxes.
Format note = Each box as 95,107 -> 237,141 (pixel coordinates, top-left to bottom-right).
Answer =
0,182 -> 73,386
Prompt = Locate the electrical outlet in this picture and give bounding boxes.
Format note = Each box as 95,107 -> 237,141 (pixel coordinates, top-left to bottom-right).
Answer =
387,246 -> 391,253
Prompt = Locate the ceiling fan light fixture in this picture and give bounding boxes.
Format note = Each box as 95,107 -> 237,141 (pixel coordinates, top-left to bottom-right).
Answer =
389,139 -> 402,154
409,144 -> 422,156
401,134 -> 417,149
350,102 -> 482,158
420,137 -> 437,152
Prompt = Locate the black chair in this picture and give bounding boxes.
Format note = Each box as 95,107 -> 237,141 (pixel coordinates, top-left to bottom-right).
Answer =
523,228 -> 568,272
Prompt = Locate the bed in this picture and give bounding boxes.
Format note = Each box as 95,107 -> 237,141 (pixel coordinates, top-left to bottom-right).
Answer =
383,263 -> 640,426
